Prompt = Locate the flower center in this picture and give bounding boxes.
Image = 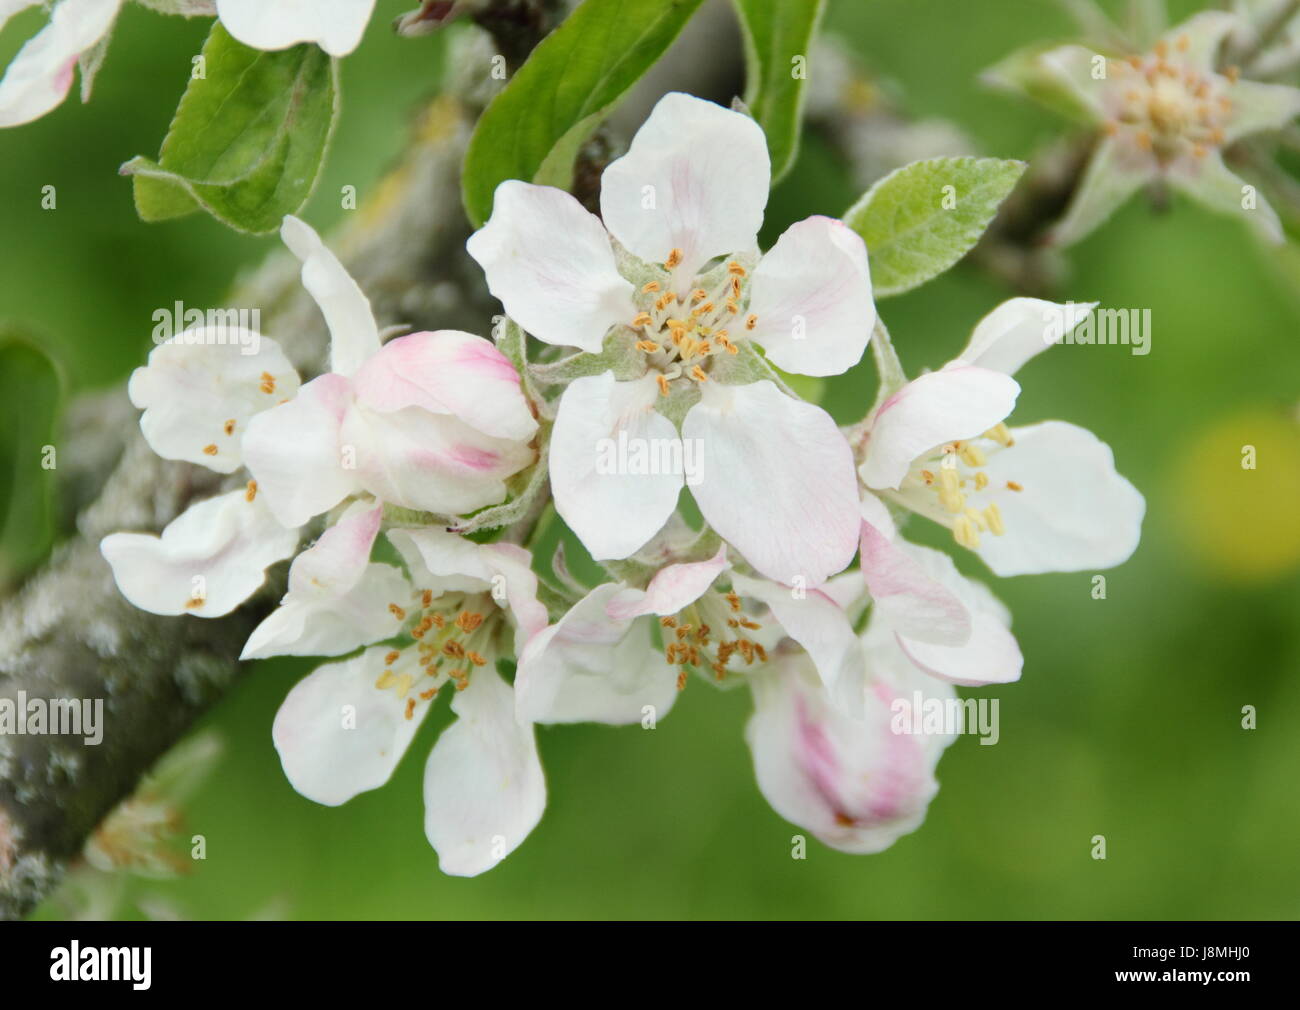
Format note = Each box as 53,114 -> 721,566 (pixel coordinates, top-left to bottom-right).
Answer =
376,590 -> 498,719
1105,36 -> 1235,164
628,252 -> 758,395
895,423 -> 1023,551
659,588 -> 767,689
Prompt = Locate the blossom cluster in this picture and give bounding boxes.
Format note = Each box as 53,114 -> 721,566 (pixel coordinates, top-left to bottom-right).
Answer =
98,91 -> 1145,875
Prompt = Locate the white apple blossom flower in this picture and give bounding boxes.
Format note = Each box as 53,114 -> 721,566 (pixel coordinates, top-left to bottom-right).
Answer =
744,632 -> 957,855
103,215 -> 538,621
1004,11 -> 1300,244
271,528 -> 548,876
215,0 -> 376,57
0,0 -> 123,128
516,543 -> 869,722
856,298 -> 1145,577
467,92 -> 876,587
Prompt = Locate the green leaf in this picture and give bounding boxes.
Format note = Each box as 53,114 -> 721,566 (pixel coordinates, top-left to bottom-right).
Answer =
122,23 -> 339,235
844,157 -> 1026,297
732,0 -> 826,182
462,0 -> 707,227
0,332 -> 63,591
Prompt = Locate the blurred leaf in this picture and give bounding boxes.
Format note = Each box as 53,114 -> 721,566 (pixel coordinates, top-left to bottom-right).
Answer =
844,156 -> 1025,296
732,0 -> 826,182
0,331 -> 63,591
461,0 -> 707,227
122,23 -> 339,235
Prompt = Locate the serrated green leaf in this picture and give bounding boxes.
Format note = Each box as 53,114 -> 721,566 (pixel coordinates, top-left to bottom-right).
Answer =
462,0 -> 707,227
732,0 -> 826,182
844,157 -> 1026,297
0,332 -> 63,590
122,23 -> 339,235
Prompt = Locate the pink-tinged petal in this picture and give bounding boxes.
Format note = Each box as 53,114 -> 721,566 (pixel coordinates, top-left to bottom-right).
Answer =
956,298 -> 1096,376
100,489 -> 298,618
550,371 -> 683,560
128,331 -> 300,475
241,503 -> 407,659
858,490 -> 897,540
859,518 -> 970,648
747,216 -> 876,377
515,584 -> 679,725
731,573 -> 864,716
745,654 -> 954,854
242,372 -> 360,528
605,544 -> 728,620
600,92 -> 770,281
350,329 -> 538,441
859,366 -> 1020,490
216,0 -> 376,57
423,665 -> 546,876
0,0 -> 120,128
389,526 -> 495,593
280,215 -> 380,376
272,646 -> 433,807
341,400 -> 535,516
970,420 -> 1145,576
466,181 -> 634,353
685,380 -> 858,586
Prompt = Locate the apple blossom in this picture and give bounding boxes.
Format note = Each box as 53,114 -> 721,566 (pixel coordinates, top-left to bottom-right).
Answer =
214,0 -> 376,57
992,10 -> 1300,244
856,298 -> 1145,577
468,92 -> 875,586
271,527 -> 548,876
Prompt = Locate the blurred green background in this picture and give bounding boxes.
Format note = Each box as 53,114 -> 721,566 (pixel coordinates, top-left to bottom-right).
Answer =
4,0 -> 1299,919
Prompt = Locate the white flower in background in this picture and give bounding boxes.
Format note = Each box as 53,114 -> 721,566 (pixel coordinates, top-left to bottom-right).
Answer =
992,11 -> 1300,244
517,544 -> 869,722
271,528 -> 547,877
0,0 -> 123,128
744,636 -> 957,854
215,0 -> 376,56
856,298 -> 1145,577
468,92 -> 875,587
103,215 -> 537,619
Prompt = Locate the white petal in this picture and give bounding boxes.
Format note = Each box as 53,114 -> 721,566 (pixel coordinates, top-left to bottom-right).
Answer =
100,489 -> 298,617
745,656 -> 951,854
216,0 -> 375,57
0,0 -> 121,128
550,372 -> 683,560
423,666 -> 546,876
605,543 -> 728,620
128,331 -> 300,474
242,373 -> 360,528
1222,79 -> 1300,144
955,298 -> 1096,376
280,215 -> 380,375
1167,149 -> 1283,243
466,181 -> 634,353
1159,11 -> 1237,73
1048,138 -> 1150,247
859,366 -> 1020,490
515,584 -> 678,725
684,380 -> 858,585
600,92 -> 770,280
880,542 -> 1023,687
241,504 -> 407,659
349,330 -> 538,441
479,543 -> 549,652
731,572 -> 864,716
1036,44 -> 1108,119
746,216 -> 875,377
973,420 -> 1145,576
858,518 -> 970,647
272,646 -> 432,807
340,401 -> 535,515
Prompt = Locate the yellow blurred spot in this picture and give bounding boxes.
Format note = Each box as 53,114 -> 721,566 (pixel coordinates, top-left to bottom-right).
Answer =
1168,408 -> 1300,582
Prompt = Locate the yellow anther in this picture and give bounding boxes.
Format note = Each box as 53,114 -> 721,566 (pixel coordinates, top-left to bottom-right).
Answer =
689,289 -> 708,304
388,603 -> 406,620
964,507 -> 988,532
727,261 -> 746,276
404,698 -> 417,721
385,650 -> 400,665
665,249 -> 683,269
467,651 -> 487,667
631,312 -> 653,328
641,281 -> 661,294
959,443 -> 987,467
259,372 -> 276,394
745,314 -> 758,330
690,365 -> 709,382
245,479 -> 258,502
202,444 -> 218,456
375,669 -> 395,690
655,293 -> 675,312
690,302 -> 714,318
224,418 -> 236,436
984,502 -> 1005,536
394,672 -> 413,698
660,615 -> 677,628
1006,480 -> 1023,492
636,340 -> 660,353
974,471 -> 989,491
953,515 -> 981,550
656,374 -> 671,396
985,422 -> 1013,446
